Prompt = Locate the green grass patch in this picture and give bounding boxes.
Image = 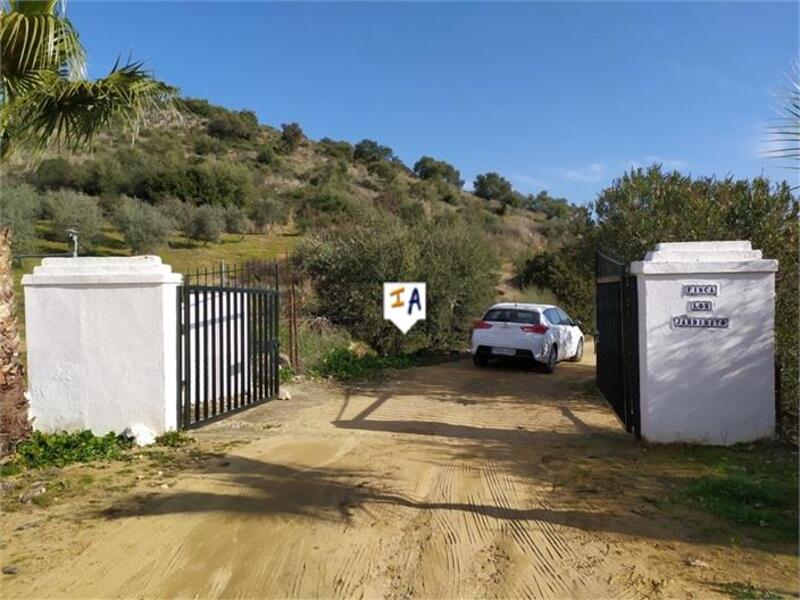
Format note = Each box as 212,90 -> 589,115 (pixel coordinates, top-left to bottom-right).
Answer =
279,366 -> 295,384
9,430 -> 132,470
668,443 -> 798,542
714,581 -> 784,600
155,431 -> 194,448
279,318 -> 352,373
312,347 -> 418,381
679,474 -> 795,532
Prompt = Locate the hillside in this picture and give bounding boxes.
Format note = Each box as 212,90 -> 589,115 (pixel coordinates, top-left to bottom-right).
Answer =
1,98 -> 578,272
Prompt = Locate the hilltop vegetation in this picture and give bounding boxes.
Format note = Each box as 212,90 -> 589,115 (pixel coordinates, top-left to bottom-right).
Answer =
0,97 -> 580,263
0,97 -> 585,370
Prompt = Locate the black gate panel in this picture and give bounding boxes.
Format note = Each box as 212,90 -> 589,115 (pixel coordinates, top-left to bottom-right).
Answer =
595,251 -> 640,435
176,263 -> 279,428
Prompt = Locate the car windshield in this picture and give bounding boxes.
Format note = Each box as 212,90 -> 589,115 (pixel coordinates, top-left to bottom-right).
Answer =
483,309 -> 540,324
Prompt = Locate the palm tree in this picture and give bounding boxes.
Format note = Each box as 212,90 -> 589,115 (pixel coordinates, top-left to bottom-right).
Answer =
766,63 -> 800,171
0,0 -> 176,453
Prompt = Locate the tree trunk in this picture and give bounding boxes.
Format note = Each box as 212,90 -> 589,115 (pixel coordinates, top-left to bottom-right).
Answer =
0,227 -> 30,456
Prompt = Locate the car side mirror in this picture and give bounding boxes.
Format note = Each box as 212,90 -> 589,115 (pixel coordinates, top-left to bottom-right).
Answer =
574,319 -> 583,328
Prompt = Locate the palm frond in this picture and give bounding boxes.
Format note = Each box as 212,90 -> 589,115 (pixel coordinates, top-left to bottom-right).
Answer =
766,64 -> 800,168
2,62 -> 177,157
0,7 -> 85,97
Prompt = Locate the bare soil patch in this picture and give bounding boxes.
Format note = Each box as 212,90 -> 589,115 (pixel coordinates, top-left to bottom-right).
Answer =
2,344 -> 797,599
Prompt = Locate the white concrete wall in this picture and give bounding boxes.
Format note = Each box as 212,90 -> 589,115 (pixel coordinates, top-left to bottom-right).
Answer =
631,241 -> 777,445
23,257 -> 182,435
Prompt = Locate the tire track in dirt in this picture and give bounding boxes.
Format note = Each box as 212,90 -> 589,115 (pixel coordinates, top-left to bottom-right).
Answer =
482,462 -> 574,598
11,350 -> 763,599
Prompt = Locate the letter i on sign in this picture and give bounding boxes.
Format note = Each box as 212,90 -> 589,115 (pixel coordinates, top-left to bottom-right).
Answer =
383,282 -> 426,334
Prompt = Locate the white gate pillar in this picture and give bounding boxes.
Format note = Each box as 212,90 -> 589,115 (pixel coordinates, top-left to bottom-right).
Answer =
630,241 -> 778,445
22,256 -> 182,435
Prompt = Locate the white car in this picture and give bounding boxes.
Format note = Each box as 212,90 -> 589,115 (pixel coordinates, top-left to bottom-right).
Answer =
470,303 -> 584,372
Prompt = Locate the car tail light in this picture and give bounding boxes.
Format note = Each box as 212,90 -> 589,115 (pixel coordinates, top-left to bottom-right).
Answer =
521,324 -> 549,334
472,320 -> 493,330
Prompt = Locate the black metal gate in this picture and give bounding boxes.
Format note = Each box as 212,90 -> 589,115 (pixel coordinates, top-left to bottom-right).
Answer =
595,251 -> 640,436
177,262 -> 279,428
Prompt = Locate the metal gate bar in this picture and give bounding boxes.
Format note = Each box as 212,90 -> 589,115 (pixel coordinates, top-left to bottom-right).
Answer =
595,251 -> 640,436
176,262 -> 280,429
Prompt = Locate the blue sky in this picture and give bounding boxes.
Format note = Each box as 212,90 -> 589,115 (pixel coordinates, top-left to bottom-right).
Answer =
70,2 -> 798,205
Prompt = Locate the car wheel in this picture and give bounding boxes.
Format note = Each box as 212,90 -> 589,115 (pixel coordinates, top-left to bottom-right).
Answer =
473,353 -> 488,367
569,338 -> 584,363
543,345 -> 557,373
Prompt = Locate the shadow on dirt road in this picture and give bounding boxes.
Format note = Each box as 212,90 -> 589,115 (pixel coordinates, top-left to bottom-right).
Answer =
4,348 -> 797,599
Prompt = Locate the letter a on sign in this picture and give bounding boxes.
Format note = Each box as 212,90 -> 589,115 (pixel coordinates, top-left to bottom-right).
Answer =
383,282 -> 426,334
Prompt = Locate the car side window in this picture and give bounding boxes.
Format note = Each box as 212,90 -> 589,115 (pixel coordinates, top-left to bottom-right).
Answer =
557,308 -> 573,325
544,308 -> 560,324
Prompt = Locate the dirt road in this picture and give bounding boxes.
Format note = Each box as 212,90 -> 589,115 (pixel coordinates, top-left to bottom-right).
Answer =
3,346 -> 797,598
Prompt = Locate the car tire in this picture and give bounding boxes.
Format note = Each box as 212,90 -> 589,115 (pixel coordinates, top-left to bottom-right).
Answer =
473,353 -> 488,367
569,338 -> 584,363
543,345 -> 557,373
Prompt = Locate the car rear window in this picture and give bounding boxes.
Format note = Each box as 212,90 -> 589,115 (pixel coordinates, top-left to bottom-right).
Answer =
483,309 -> 540,324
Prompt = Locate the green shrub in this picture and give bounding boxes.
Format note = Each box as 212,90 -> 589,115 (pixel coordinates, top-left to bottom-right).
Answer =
185,205 -> 224,243
313,347 -> 416,381
207,109 -> 259,140
296,216 -> 498,354
413,156 -> 463,187
44,190 -> 106,252
0,184 -> 43,254
473,172 -> 513,201
304,161 -> 348,187
398,199 -> 426,224
180,97 -> 216,118
13,430 -> 132,469
367,160 -> 402,183
472,172 -> 521,213
297,187 -> 356,229
187,162 -> 253,207
411,178 -> 461,204
354,139 -> 394,163
80,157 -> 125,197
193,134 -> 225,156
157,197 -> 194,231
222,206 -> 251,234
31,157 -> 78,191
112,197 -> 174,253
256,144 -> 279,166
523,190 -> 573,219
143,162 -> 253,207
515,252 -> 590,323
280,122 -> 305,154
318,138 -> 354,162
249,196 -> 286,231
